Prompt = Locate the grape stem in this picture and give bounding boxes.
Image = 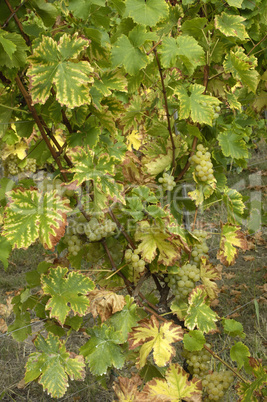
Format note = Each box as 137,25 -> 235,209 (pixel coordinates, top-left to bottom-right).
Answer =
204,344 -> 249,384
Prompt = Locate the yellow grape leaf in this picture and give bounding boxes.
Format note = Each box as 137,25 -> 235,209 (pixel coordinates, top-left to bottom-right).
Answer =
217,223 -> 248,266
128,315 -> 183,369
113,374 -> 142,402
88,289 -> 126,322
126,130 -> 142,151
135,220 -> 184,265
139,363 -> 202,401
2,142 -> 27,160
200,258 -> 221,300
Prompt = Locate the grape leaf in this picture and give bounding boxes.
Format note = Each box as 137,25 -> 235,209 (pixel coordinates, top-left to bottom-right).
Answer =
200,258 -> 221,300
185,287 -> 218,333
88,289 -> 125,322
8,311 -> 31,341
226,0 -> 243,6
108,296 -> 140,343
218,130 -> 248,159
0,235 -> 12,270
111,34 -> 148,75
0,31 -> 27,69
0,30 -> 16,60
183,330 -> 206,352
223,188 -> 245,224
230,342 -> 250,369
215,13 -> 248,40
223,47 -> 260,93
128,315 -> 183,368
27,33 -> 94,108
41,266 -> 94,326
135,220 -> 184,265
25,333 -> 85,398
237,358 -> 267,402
29,0 -> 58,27
80,324 -> 125,375
68,0 -> 106,19
175,84 -> 220,126
222,319 -> 245,338
124,0 -> 168,27
139,363 -> 202,401
113,375 -> 143,402
3,188 -> 71,250
217,223 -> 248,266
159,35 -> 204,75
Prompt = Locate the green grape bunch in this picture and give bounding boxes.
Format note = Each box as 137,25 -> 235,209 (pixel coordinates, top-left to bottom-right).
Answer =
4,154 -> 36,176
202,370 -> 234,401
125,248 -> 146,274
189,144 -> 215,184
84,217 -> 117,242
165,263 -> 200,301
182,345 -> 212,379
158,172 -> 176,191
191,229 -> 209,266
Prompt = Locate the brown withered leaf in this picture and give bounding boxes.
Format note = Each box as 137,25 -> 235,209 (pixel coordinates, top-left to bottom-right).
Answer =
113,375 -> 142,402
243,255 -> 255,262
0,296 -> 13,318
200,258 -> 221,300
122,151 -> 154,186
224,272 -> 236,279
17,378 -> 26,390
88,289 -> 125,322
0,318 -> 8,333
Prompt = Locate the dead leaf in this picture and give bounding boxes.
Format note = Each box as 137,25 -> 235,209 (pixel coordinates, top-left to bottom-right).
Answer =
0,296 -> 13,318
228,312 -> 240,318
113,375 -> 142,402
210,299 -> 220,307
224,272 -> 236,279
0,318 -> 8,333
17,378 -> 26,389
88,289 -> 126,322
243,255 -> 255,262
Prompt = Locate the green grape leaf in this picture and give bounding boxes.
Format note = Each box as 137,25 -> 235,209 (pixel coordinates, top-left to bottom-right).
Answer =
185,287 -> 218,333
223,188 -> 245,223
80,324 -> 125,375
159,36 -> 204,75
25,333 -> 85,398
111,35 -> 148,75
183,330 -> 206,351
217,223 -> 248,266
222,319 -> 245,338
128,25 -> 158,47
226,0 -> 243,6
93,70 -> 128,96
218,130 -> 248,159
135,220 -> 184,265
27,33 -> 94,108
0,31 -> 27,69
70,147 -> 124,210
215,13 -> 248,40
200,258 -> 221,300
29,0 -> 58,27
181,17 -> 207,39
175,84 -> 220,125
124,0 -> 168,27
41,266 -> 94,326
0,235 -> 12,270
140,363 -> 202,401
237,358 -> 267,401
108,296 -> 140,343
8,311 -> 31,341
226,91 -> 242,112
223,47 -> 260,93
170,299 -> 188,321
128,315 -> 183,368
68,0 -> 106,19
230,342 -> 250,369
2,188 -> 71,250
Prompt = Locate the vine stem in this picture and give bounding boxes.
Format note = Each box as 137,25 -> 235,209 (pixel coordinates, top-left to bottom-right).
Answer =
15,75 -> 68,182
108,207 -> 136,249
4,0 -> 30,46
247,33 -> 267,56
204,344 -> 249,384
153,48 -> 176,170
146,39 -> 162,55
176,136 -> 198,182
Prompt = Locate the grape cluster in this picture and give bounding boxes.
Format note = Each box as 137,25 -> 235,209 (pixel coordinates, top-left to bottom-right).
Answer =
125,248 -> 146,274
191,229 -> 209,266
182,346 -> 211,379
189,144 -> 215,183
212,105 -> 221,120
158,172 -> 176,191
4,154 -> 36,176
84,217 -> 117,242
65,234 -> 83,256
165,263 -> 200,300
203,371 -> 234,401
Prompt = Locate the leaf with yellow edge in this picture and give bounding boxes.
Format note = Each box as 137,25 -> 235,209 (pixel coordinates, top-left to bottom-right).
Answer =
217,223 -> 248,266
88,289 -> 125,322
2,142 -> 27,160
25,333 -> 85,398
128,315 -> 183,369
3,188 -> 71,249
200,258 -> 221,300
139,363 -> 202,401
113,375 -> 143,402
135,220 -> 184,266
126,130 -> 142,151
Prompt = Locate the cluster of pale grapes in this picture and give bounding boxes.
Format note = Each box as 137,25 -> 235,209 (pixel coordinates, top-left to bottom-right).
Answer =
4,154 -> 36,176
191,229 -> 209,266
165,263 -> 200,301
158,172 -> 176,191
203,371 -> 234,401
212,105 -> 221,120
65,234 -> 83,256
182,346 -> 211,378
125,248 -> 146,274
189,144 -> 215,183
84,217 -> 117,242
